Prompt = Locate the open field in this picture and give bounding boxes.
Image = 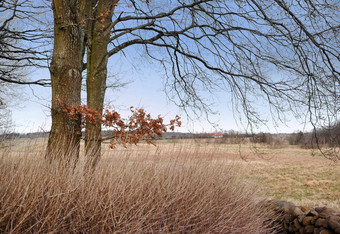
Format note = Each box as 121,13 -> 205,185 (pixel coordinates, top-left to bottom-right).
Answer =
164,140 -> 340,210
3,137 -> 340,211
5,137 -> 340,210
113,139 -> 340,211
0,138 -> 339,232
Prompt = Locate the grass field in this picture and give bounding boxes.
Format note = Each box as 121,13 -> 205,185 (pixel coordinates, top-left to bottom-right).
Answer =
105,139 -> 340,210
0,137 -> 339,232
3,137 -> 340,210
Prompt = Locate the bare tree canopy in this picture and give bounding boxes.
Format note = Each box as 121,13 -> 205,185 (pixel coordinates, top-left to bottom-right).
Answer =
105,0 -> 339,128
0,0 -> 51,86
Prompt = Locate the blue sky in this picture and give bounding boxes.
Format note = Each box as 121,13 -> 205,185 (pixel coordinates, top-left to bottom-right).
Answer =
10,52 -> 312,134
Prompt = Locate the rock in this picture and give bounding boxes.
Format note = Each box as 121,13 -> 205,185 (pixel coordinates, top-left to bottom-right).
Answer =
294,218 -> 302,229
304,216 -> 314,226
292,223 -> 299,233
319,229 -> 333,234
308,209 -> 320,217
298,214 -> 306,223
305,225 -> 315,234
328,216 -> 340,233
319,208 -> 339,218
264,200 -> 340,234
323,221 -> 329,229
300,206 -> 307,212
316,218 -> 327,227
312,216 -> 319,225
272,200 -> 286,210
299,227 -> 305,234
278,201 -> 296,213
292,207 -> 305,218
316,207 -> 327,213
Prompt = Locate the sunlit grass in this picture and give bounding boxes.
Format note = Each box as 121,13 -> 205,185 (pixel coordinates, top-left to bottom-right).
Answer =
245,159 -> 340,210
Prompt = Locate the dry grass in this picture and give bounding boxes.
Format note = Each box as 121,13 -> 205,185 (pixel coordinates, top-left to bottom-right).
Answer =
243,150 -> 340,211
0,139 -> 274,233
154,139 -> 340,211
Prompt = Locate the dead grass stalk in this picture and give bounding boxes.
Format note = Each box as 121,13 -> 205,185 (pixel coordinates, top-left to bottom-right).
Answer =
0,140 -> 274,233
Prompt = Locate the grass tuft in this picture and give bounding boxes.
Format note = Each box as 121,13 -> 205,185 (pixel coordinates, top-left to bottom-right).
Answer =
0,140 -> 274,233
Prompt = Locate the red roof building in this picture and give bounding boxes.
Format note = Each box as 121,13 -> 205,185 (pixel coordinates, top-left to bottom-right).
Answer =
214,133 -> 223,138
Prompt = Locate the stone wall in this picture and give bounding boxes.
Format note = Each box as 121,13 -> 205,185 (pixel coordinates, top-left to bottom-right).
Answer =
264,200 -> 340,234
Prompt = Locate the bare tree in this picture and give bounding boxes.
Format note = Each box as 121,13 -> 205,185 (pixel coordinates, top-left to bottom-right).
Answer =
43,0 -> 340,163
0,96 -> 11,135
0,0 -> 52,137
0,0 -> 51,86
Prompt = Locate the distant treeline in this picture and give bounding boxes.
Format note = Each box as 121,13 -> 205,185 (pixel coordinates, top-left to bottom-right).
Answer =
230,123 -> 339,148
287,122 -> 340,148
1,122 -> 339,149
0,132 -> 49,140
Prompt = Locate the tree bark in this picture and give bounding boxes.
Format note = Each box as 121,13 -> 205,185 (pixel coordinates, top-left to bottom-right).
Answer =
46,0 -> 88,163
85,0 -> 115,169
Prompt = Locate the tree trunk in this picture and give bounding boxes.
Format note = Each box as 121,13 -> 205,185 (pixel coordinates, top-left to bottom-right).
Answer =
85,0 -> 115,169
47,0 -> 88,164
